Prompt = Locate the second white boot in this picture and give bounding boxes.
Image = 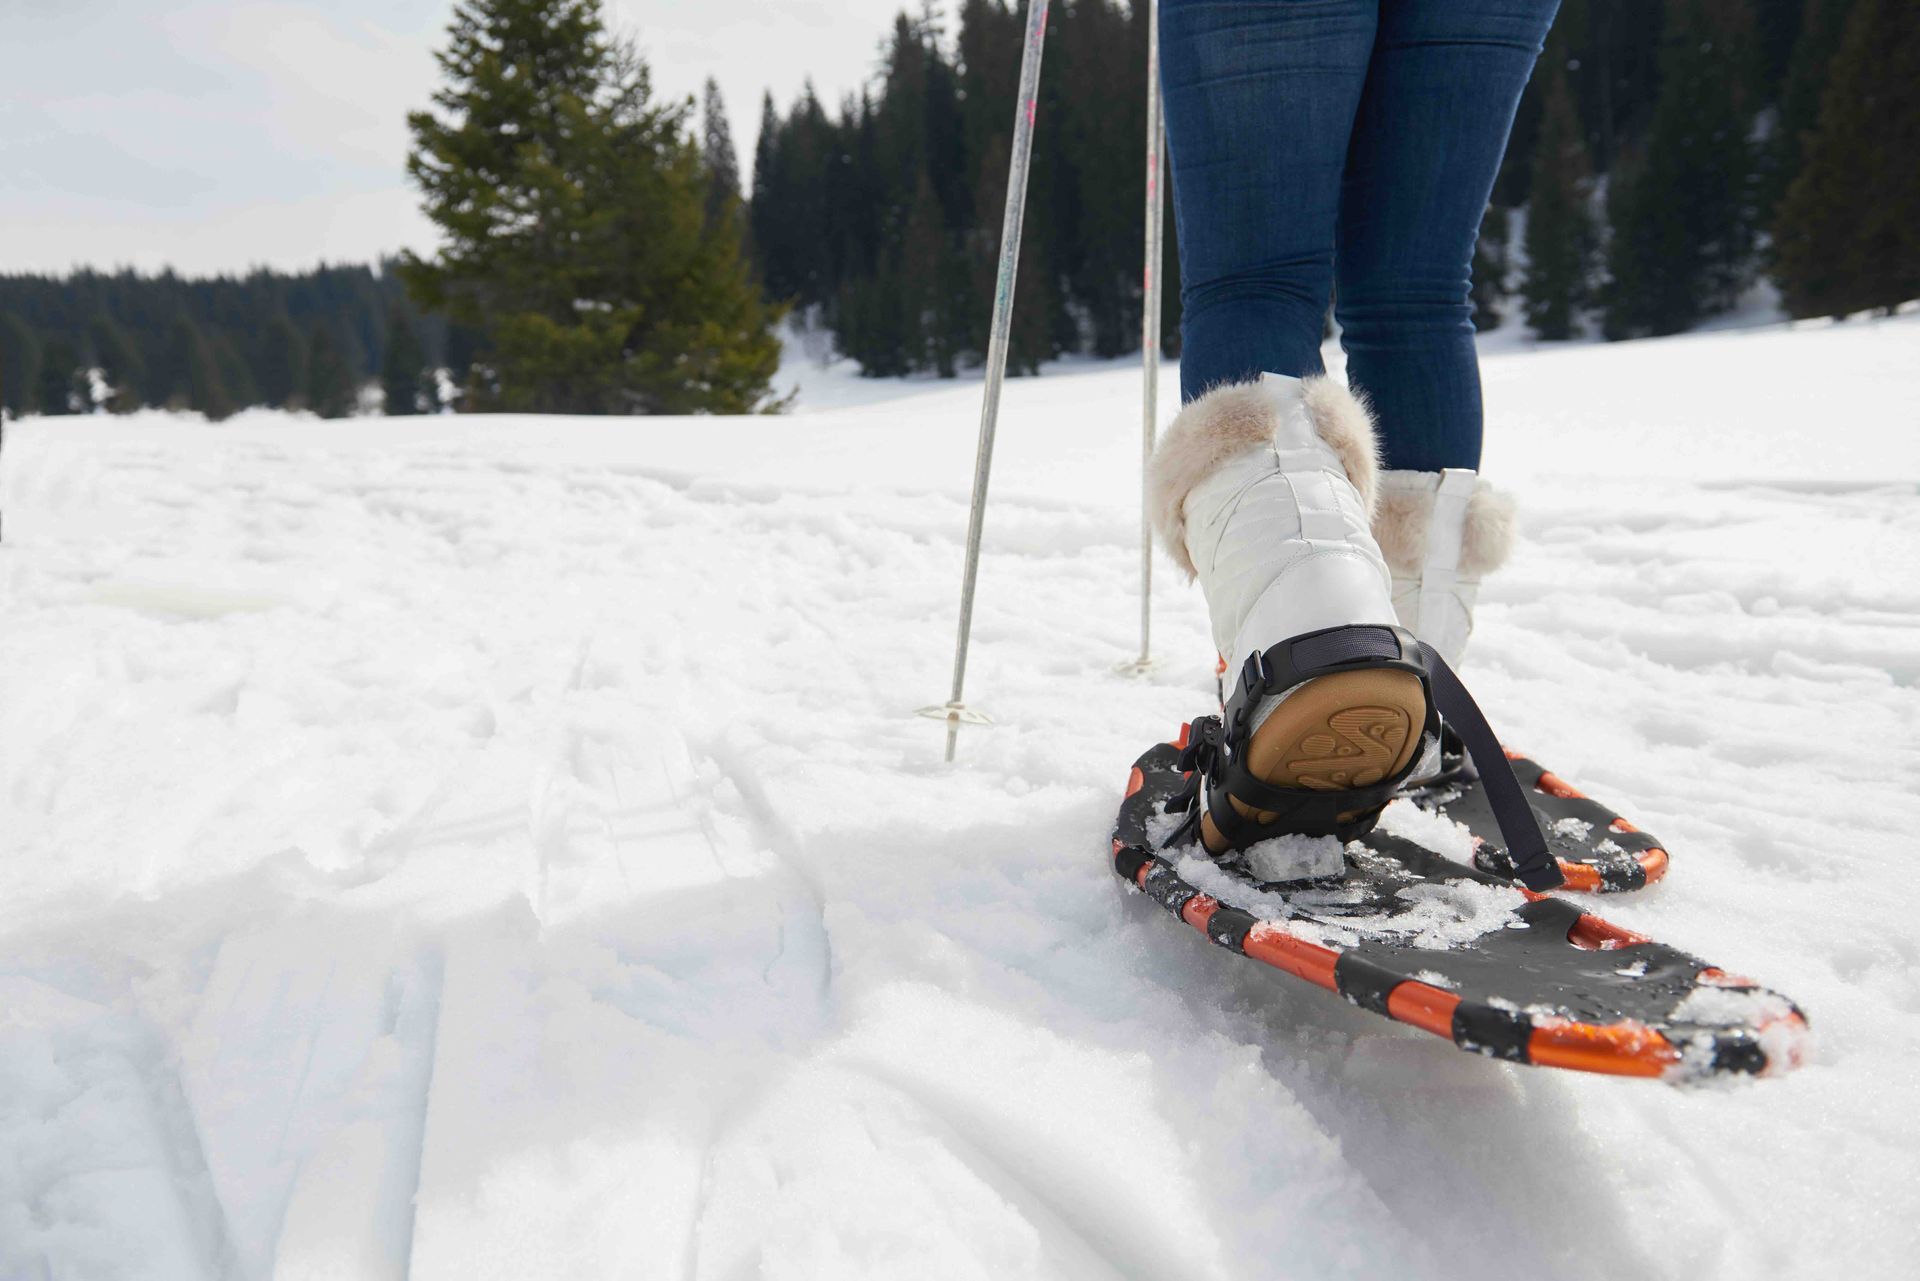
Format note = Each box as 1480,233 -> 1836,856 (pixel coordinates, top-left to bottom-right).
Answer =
1372,469 -> 1517,668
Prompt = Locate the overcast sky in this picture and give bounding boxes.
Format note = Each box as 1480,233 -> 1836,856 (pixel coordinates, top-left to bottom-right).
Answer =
1,0 -> 920,276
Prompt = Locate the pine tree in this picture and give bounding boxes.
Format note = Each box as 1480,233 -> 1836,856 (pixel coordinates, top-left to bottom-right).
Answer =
382,306 -> 428,414
899,172 -> 957,376
700,77 -> 741,234
1059,0 -> 1141,357
951,0 -> 1055,372
748,91 -> 786,290
968,130 -> 1055,375
1523,65 -> 1598,339
87,312 -> 145,410
444,321 -> 484,394
1764,0 -> 1859,215
37,336 -> 81,414
306,324 -> 356,418
1771,0 -> 1919,316
1470,206 -> 1513,332
155,314 -> 234,418
1,315 -> 40,418
773,86 -> 839,308
183,324 -> 234,419
259,313 -> 308,408
1603,0 -> 1761,338
401,0 -> 782,413
151,314 -> 192,409
1752,0 -> 1809,87
214,336 -> 258,412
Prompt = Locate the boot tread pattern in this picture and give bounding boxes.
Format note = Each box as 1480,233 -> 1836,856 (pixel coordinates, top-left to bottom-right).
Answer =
1226,669 -> 1428,827
1288,707 -> 1411,790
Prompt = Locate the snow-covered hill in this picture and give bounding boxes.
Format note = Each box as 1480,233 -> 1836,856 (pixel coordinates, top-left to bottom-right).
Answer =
3,314 -> 1918,1279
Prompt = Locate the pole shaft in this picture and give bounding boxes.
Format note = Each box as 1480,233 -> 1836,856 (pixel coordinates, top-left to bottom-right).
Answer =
943,0 -> 1051,756
1139,0 -> 1165,666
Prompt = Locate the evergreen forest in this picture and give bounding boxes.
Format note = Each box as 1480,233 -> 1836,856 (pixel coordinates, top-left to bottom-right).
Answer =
2,0 -> 1913,419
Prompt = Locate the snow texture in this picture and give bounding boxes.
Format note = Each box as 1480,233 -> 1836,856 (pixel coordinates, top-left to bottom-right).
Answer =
2,313 -> 1918,1278
1242,832 -> 1347,884
1178,848 -> 1529,952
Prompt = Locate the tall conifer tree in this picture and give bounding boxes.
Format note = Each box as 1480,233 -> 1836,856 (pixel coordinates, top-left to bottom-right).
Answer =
701,77 -> 742,235
1470,206 -> 1512,332
1059,0 -> 1141,357
259,313 -> 308,408
382,306 -> 428,414
214,336 -> 258,412
158,314 -> 234,418
1771,0 -> 1919,317
749,91 -> 786,291
899,173 -> 957,376
1523,65 -> 1598,339
2,315 -> 42,418
1764,0 -> 1858,215
402,0 -> 782,413
967,130 -> 1055,375
1603,0 -> 1760,337
36,336 -> 81,415
87,313 -> 144,410
306,324 -> 355,418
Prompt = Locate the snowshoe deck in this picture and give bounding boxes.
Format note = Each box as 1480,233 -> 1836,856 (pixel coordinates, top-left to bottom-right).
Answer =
1114,731 -> 1806,1082
1412,751 -> 1670,893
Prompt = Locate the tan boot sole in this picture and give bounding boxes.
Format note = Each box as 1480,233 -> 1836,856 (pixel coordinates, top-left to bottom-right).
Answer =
1201,669 -> 1426,854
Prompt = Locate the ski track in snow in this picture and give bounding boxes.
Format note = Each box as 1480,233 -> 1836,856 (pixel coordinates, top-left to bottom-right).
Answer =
2,316 -> 1918,1279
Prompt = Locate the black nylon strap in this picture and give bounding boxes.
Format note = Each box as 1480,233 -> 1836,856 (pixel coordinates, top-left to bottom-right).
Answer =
1164,624 -> 1560,892
1220,768 -> 1390,817
1417,641 -> 1563,891
1291,626 -> 1403,670
1223,624 -> 1413,743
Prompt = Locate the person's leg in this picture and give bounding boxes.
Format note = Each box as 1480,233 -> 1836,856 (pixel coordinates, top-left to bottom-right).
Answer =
1160,0 -> 1378,402
1155,4 -> 1433,852
1334,0 -> 1559,471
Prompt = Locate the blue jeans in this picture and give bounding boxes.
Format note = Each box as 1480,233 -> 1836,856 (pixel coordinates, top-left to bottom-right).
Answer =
1161,0 -> 1558,471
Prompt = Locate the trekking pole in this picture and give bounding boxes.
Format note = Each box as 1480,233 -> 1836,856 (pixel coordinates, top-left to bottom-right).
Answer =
1120,0 -> 1165,677
919,0 -> 1051,762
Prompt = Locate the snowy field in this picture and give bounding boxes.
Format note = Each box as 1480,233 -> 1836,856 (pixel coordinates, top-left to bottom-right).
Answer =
3,314 -> 1918,1279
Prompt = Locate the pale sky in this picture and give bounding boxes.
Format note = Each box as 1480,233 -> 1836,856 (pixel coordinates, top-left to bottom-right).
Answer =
0,0 -> 921,275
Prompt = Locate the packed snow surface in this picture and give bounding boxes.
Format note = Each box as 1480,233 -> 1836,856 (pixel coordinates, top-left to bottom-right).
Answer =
4,314 -> 1919,1279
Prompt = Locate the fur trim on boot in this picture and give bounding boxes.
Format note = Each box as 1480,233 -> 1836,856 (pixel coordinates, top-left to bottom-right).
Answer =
1148,375 -> 1380,579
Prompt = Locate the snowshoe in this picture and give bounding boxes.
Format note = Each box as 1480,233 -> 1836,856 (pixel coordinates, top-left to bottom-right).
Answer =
1126,625 -> 1807,1083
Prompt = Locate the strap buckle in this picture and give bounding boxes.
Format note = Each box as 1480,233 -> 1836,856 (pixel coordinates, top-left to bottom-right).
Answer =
1174,714 -> 1226,777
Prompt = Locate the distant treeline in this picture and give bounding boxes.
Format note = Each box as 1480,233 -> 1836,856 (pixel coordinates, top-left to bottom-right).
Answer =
750,0 -> 1916,369
2,0 -> 1913,416
0,263 -> 480,420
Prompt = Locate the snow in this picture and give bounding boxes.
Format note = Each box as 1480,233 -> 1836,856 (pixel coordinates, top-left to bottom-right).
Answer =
1671,984 -> 1800,1031
1177,848 -> 1529,952
1376,794 -> 1480,866
3,310 -> 1919,1278
1241,832 -> 1346,884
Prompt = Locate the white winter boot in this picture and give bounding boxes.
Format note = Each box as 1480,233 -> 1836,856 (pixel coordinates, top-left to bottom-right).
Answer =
1149,374 -> 1430,853
1371,470 -> 1517,668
